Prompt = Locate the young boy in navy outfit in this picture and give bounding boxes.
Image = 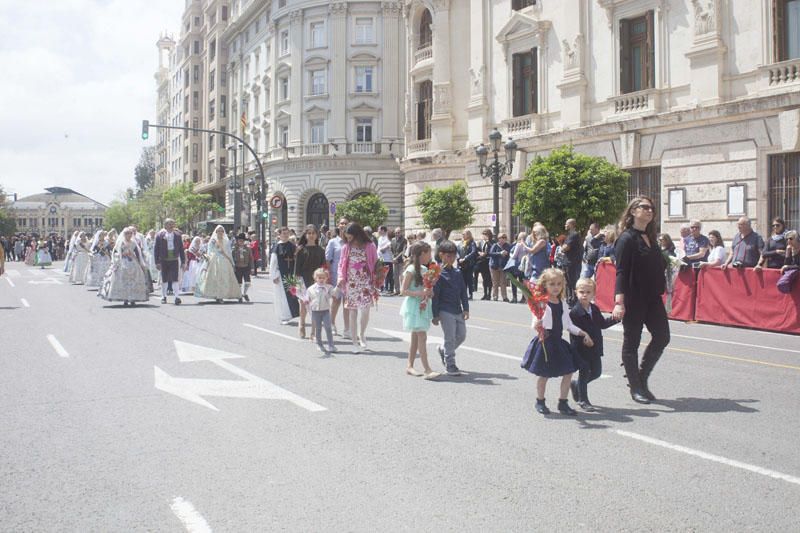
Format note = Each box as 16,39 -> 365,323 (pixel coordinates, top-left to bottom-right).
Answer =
432,240 -> 470,376
569,278 -> 617,410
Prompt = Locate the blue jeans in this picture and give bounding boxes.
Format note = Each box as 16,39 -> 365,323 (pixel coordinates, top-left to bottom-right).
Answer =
581,262 -> 595,279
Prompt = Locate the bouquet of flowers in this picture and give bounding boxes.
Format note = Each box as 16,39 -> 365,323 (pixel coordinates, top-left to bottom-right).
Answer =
419,262 -> 442,311
507,275 -> 550,361
373,258 -> 390,290
283,274 -> 307,301
663,252 -> 684,313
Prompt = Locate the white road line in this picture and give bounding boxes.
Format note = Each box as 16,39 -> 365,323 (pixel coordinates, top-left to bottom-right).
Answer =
170,497 -> 212,533
467,324 -> 493,331
614,429 -> 800,487
20,298 -> 30,308
6,269 -> 21,277
374,328 -> 520,361
243,323 -> 301,342
46,334 -> 69,358
5,277 -> 15,287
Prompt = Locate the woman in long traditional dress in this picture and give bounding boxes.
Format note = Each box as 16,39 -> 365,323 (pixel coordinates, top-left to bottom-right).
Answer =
144,229 -> 159,282
270,227 -> 300,324
35,240 -> 52,268
85,230 -> 111,288
24,239 -> 36,266
63,231 -> 79,272
337,223 -> 378,353
180,236 -> 203,294
99,227 -> 149,306
195,226 -> 242,303
69,232 -> 91,284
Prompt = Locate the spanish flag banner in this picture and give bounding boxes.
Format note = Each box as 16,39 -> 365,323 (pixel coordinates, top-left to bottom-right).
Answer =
240,112 -> 247,134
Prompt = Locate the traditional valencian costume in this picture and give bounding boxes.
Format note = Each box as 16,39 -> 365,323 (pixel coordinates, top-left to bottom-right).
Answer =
180,236 -> 203,294
85,230 -> 111,288
35,241 -> 52,268
63,231 -> 79,273
195,226 -> 242,302
154,220 -> 185,305
69,233 -> 91,284
269,237 -> 300,324
99,227 -> 149,306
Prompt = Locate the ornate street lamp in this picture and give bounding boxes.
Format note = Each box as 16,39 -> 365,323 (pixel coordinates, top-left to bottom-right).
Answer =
227,144 -> 240,232
476,128 -> 518,237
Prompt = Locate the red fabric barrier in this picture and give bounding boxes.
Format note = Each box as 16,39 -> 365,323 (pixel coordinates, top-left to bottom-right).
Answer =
695,267 -> 800,334
593,261 -> 696,321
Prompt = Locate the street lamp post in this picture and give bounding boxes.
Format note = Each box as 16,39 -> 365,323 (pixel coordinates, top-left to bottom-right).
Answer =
475,128 -> 518,238
227,144 -> 239,233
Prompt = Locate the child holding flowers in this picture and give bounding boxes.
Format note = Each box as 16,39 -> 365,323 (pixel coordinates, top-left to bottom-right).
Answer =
399,242 -> 441,380
520,268 -> 592,416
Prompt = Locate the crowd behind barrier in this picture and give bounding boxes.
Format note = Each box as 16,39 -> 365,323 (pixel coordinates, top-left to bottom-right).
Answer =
594,261 -> 800,334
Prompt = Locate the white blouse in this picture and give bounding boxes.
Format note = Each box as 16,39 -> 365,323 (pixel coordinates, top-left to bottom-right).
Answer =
532,299 -> 584,336
708,245 -> 727,265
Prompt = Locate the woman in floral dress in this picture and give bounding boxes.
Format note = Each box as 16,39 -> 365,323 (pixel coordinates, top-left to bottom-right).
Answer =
336,223 -> 378,353
98,227 -> 149,306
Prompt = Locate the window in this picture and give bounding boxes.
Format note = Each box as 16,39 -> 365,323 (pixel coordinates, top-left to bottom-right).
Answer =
355,17 -> 374,44
194,16 -> 200,27
512,49 -> 537,116
193,40 -> 200,55
512,0 -> 537,9
254,94 -> 259,115
280,125 -> 289,146
192,143 -> 199,163
620,12 -> 655,94
193,65 -> 200,82
279,0 -> 286,7
627,167 -> 661,230
310,120 -> 325,144
209,99 -> 216,120
310,70 -> 326,95
192,117 -> 199,136
418,10 -> 432,49
416,80 -> 432,140
255,54 -> 260,74
193,170 -> 199,182
310,22 -> 325,48
221,95 -> 227,118
355,66 -> 373,92
221,65 -> 227,86
775,0 -> 800,61
356,118 -> 373,142
209,69 -> 215,91
222,5 -> 228,21
210,39 -> 216,62
192,91 -> 199,110
184,95 -> 189,112
769,152 -> 800,231
280,30 -> 289,55
280,77 -> 289,100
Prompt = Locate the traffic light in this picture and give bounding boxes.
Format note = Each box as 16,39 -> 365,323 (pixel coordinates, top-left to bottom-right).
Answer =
261,211 -> 268,219
141,120 -> 149,140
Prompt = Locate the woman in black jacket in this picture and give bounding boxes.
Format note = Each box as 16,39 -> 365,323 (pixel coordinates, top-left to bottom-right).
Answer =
458,230 -> 478,300
474,229 -> 494,300
612,196 -> 670,404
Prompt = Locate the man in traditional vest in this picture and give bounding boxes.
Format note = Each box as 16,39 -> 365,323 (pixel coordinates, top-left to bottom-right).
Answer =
154,218 -> 185,305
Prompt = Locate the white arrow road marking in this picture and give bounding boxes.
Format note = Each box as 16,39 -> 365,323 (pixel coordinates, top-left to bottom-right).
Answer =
20,298 -> 30,308
374,328 -> 520,361
46,334 -> 69,358
170,497 -> 212,533
154,340 -> 326,412
613,429 -> 800,486
28,277 -> 62,285
30,269 -> 45,276
5,277 -> 14,287
243,323 -> 300,342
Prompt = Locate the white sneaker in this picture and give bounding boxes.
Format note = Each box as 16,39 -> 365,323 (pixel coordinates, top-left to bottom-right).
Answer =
351,343 -> 361,354
280,319 -> 291,326
342,331 -> 351,340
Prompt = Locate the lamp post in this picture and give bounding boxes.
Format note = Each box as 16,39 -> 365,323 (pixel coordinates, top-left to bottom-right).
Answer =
475,128 -> 518,238
227,144 -> 240,233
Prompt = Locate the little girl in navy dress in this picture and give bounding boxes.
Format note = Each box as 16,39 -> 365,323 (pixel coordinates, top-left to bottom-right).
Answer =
521,268 -> 592,415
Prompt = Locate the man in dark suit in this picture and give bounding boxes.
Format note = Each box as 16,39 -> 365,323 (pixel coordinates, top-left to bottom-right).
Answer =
154,218 -> 185,305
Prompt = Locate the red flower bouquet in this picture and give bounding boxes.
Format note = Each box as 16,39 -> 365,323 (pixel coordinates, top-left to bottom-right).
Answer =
419,262 -> 442,311
508,275 -> 550,361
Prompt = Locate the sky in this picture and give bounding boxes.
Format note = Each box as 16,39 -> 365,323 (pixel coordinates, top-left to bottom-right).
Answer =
0,0 -> 184,205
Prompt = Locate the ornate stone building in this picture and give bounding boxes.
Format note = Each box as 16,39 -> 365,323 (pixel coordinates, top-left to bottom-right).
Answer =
223,0 -> 406,232
401,0 -> 800,240
7,187 -> 107,238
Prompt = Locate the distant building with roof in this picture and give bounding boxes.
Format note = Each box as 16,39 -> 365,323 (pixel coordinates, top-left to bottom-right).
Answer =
7,187 -> 107,237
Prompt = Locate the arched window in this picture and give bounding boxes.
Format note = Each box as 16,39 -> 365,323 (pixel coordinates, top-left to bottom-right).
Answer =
306,193 -> 329,229
418,9 -> 432,49
350,191 -> 372,201
417,80 -> 432,140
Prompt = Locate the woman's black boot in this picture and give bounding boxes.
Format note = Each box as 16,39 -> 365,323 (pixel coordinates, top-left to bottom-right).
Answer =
622,358 -> 650,404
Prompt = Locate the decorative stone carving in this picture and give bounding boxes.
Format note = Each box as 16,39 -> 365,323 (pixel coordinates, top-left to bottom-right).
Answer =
329,2 -> 348,16
562,34 -> 582,70
431,0 -> 450,11
469,66 -> 484,97
289,9 -> 303,23
619,132 -> 640,168
692,0 -> 716,36
433,83 -> 451,114
382,1 -> 402,16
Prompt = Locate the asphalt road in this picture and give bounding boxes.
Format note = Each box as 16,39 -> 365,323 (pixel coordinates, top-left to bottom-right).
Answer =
1,262 -> 799,532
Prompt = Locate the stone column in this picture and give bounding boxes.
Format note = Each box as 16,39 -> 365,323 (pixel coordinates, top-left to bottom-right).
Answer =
430,0 -> 452,151
289,9 -> 304,146
466,0 -> 487,146
382,2 -> 402,141
269,22 -> 278,152
329,2 -> 348,149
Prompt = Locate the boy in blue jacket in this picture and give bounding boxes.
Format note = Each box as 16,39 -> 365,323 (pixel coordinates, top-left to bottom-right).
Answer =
569,278 -> 617,410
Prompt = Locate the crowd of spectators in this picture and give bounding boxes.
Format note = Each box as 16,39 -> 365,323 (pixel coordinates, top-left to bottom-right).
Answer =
0,233 -> 67,263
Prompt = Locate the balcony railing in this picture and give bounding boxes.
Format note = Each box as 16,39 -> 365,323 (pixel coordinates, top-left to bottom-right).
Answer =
301,143 -> 328,156
407,139 -> 430,156
763,58 -> 800,87
414,46 -> 432,65
609,89 -> 658,116
352,142 -> 375,154
502,113 -> 537,137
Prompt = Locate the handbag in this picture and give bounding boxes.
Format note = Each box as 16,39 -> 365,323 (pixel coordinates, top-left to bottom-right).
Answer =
777,268 -> 798,294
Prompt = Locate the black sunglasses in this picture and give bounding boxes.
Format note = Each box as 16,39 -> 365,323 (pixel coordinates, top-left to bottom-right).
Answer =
772,224 -> 783,227
637,204 -> 654,211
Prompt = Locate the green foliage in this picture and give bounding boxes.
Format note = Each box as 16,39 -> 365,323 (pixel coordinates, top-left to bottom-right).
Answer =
336,193 -> 388,229
415,181 -> 476,239
161,182 -> 222,231
0,184 -> 13,235
512,145 -> 628,234
134,146 -> 156,194
104,201 -> 135,231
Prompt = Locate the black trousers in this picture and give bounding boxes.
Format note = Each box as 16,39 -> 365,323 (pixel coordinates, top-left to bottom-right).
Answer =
383,263 -> 394,293
621,296 -> 670,389
565,262 -> 581,305
509,270 -> 525,300
461,266 -> 474,297
234,266 -> 251,284
576,352 -> 602,402
475,262 -> 491,295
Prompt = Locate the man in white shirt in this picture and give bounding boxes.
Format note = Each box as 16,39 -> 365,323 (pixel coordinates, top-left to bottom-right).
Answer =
377,225 -> 393,294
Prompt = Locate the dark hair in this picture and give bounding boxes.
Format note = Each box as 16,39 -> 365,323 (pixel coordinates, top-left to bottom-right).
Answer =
707,230 -> 724,248
407,241 -> 431,286
345,222 -> 370,245
438,240 -> 457,255
658,233 -> 675,252
618,196 -> 658,244
773,217 -> 786,229
379,225 -> 388,232
297,224 -> 318,247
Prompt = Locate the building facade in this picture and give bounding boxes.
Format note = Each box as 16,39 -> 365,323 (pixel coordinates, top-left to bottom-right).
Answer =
224,0 -> 406,232
401,0 -> 800,240
8,187 -> 107,238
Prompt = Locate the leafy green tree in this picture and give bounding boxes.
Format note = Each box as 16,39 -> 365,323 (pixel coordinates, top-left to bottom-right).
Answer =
336,193 -> 388,229
0,184 -> 14,235
131,187 -> 166,231
415,181 -> 476,239
134,147 -> 156,194
512,145 -> 628,234
104,201 -> 135,231
161,182 -> 222,231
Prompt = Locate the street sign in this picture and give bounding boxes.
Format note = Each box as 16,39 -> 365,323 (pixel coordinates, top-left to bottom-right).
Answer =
489,213 -> 497,223
269,195 -> 283,209
329,201 -> 336,215
154,340 -> 327,412
271,215 -> 278,226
